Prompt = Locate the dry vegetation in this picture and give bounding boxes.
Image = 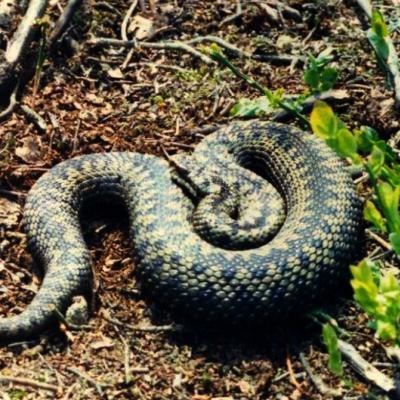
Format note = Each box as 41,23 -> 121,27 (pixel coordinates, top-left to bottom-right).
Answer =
1,0 -> 400,399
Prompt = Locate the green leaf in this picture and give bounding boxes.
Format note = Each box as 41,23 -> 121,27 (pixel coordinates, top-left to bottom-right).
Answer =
371,10 -> 389,38
350,260 -> 380,314
322,323 -> 343,376
356,126 -> 379,153
335,128 -> 358,160
363,200 -> 387,232
376,320 -> 397,341
319,67 -> 338,91
303,69 -> 320,91
380,271 -> 400,293
377,182 -> 400,232
368,31 -> 390,62
367,145 -> 385,178
310,100 -> 338,140
230,97 -> 272,117
389,232 -> 400,254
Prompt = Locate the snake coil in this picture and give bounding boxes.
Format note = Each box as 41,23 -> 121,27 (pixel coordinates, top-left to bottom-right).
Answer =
0,121 -> 362,340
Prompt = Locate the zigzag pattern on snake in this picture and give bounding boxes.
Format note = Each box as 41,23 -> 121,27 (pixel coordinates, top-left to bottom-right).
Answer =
0,121 -> 363,340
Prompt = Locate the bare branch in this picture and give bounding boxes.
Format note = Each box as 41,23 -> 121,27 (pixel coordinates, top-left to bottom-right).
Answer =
0,375 -> 59,393
5,0 -> 49,66
48,0 -> 83,45
338,339 -> 397,394
88,37 -> 213,64
121,0 -> 138,41
186,35 -> 252,58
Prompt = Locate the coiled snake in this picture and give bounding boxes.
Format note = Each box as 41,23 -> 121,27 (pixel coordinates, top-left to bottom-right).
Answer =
0,121 -> 362,340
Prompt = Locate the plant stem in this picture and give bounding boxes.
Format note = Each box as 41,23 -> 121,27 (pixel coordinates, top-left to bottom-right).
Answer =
209,49 -> 309,127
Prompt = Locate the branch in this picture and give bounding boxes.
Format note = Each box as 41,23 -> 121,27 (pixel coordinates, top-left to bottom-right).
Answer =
5,0 -> 49,66
88,37 -> 213,64
0,375 -> 59,393
48,0 -> 83,45
186,35 -> 252,58
121,0 -> 138,41
338,339 -> 398,394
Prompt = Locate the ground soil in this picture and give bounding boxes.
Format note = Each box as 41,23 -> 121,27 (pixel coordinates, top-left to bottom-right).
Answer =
1,1 -> 400,399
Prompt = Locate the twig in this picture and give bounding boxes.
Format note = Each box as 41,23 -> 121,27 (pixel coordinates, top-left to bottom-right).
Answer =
5,0 -> 49,66
366,229 -> 392,251
338,339 -> 397,394
0,375 -> 59,392
252,53 -> 306,65
186,35 -> 252,58
48,0 -> 83,45
0,79 -> 19,120
120,0 -> 139,69
121,0 -> 138,41
88,37 -> 213,64
286,352 -> 307,395
219,0 -> 243,26
102,313 -> 183,333
66,367 -> 111,396
20,104 -> 47,132
127,61 -> 187,73
299,353 -> 342,397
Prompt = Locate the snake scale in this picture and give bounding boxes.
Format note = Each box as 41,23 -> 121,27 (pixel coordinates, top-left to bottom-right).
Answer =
0,121 -> 362,340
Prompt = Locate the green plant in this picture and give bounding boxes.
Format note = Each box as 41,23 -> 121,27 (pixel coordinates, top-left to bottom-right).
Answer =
351,259 -> 400,344
303,48 -> 338,93
208,44 -> 309,126
322,323 -> 343,376
310,100 -> 400,254
33,17 -> 49,95
367,10 -> 390,76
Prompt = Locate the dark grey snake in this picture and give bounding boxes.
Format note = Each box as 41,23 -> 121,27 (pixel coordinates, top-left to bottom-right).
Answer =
0,121 -> 363,340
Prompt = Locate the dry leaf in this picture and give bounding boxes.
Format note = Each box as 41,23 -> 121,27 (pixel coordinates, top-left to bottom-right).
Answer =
128,15 -> 155,40
107,68 -> 124,79
90,336 -> 114,350
15,137 -> 43,163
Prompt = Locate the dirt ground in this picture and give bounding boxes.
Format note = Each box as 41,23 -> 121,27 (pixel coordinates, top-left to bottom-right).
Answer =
1,0 -> 400,399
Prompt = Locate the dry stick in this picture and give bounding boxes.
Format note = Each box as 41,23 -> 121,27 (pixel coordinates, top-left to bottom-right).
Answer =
66,367 -> 111,396
20,104 -> 47,132
366,229 -> 392,251
5,0 -> 48,66
0,375 -> 59,392
219,0 -> 243,26
48,0 -> 83,45
0,78 -> 19,120
88,37 -> 213,64
102,313 -> 182,333
299,353 -> 342,398
186,35 -> 252,58
121,0 -> 138,40
120,0 -> 139,69
337,339 -> 397,394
